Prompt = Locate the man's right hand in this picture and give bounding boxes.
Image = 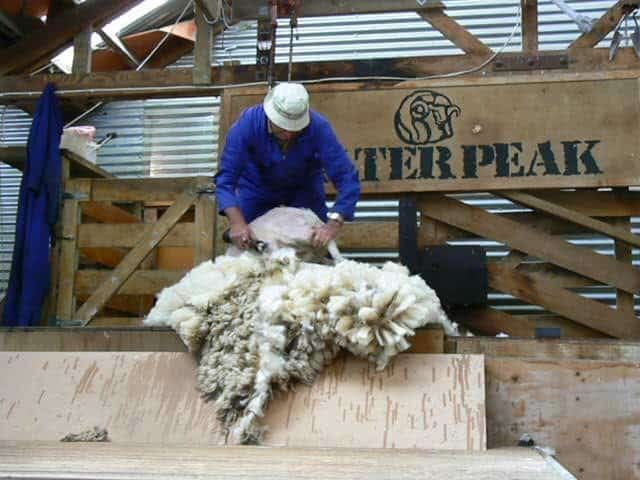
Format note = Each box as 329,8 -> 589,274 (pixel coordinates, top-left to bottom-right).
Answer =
224,206 -> 256,250
229,223 -> 256,250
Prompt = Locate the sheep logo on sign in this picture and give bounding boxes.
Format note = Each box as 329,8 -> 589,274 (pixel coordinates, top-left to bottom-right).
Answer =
394,90 -> 461,145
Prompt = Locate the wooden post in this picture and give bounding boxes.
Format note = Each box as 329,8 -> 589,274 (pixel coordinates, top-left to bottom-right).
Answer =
521,0 -> 538,53
195,193 -> 216,264
56,179 -> 90,324
193,3 -> 213,85
72,26 -> 93,74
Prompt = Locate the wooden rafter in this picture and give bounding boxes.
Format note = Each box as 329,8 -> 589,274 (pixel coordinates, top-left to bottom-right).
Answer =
3,48 -> 640,102
569,0 -> 640,50
419,8 -> 493,56
96,29 -> 141,69
0,0 -> 145,75
232,0 -> 444,20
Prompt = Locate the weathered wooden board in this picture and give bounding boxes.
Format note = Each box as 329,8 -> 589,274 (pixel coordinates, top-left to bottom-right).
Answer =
0,327 -> 444,353
224,79 -> 640,192
452,337 -> 640,362
0,328 -> 187,352
0,352 -> 485,451
0,443 -> 573,480
486,357 -> 640,480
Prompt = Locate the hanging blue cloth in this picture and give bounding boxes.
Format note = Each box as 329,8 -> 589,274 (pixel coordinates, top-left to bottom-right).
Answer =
2,83 -> 62,327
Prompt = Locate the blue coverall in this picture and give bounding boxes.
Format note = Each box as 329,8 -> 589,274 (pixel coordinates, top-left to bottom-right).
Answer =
215,105 -> 360,223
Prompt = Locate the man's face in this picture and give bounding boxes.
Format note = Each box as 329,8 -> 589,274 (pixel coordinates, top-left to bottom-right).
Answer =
270,121 -> 300,143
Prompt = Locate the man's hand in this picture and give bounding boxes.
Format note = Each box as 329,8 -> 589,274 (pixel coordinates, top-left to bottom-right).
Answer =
225,206 -> 256,250
229,223 -> 257,250
311,220 -> 341,248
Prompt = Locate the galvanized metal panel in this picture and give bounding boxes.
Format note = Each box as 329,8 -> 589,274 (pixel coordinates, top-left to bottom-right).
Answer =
0,105 -> 30,295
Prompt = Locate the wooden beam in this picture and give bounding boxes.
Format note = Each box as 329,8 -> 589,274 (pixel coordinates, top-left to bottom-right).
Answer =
451,307 -> 606,339
418,194 -> 640,294
72,26 -> 93,74
0,0 -> 146,75
5,49 -> 640,101
73,190 -> 197,325
233,0 -> 445,20
88,177 -> 204,202
500,190 -> 640,249
96,28 -> 140,69
521,0 -> 538,53
0,327 -> 187,352
488,263 -> 640,338
419,9 -> 493,56
75,270 -> 186,296
78,223 -> 194,248
569,0 -> 640,50
81,202 -> 140,224
452,337 -> 640,361
194,194 -> 216,264
80,247 -> 127,268
193,3 -> 213,84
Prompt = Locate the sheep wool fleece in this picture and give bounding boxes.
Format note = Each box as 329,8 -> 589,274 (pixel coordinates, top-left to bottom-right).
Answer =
145,208 -> 457,444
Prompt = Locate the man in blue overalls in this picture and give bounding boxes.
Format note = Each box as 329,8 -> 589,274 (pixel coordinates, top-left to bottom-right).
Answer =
215,82 -> 361,250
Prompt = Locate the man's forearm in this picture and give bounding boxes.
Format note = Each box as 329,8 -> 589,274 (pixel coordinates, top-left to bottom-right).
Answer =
224,206 -> 247,227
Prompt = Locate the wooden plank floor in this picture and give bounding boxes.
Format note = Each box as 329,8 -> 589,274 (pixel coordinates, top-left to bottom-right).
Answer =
0,443 -> 573,480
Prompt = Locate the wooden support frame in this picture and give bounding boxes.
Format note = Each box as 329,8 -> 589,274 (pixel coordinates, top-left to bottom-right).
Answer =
52,176 -> 216,327
419,8 -> 493,56
0,0 -> 145,75
569,0 -> 640,50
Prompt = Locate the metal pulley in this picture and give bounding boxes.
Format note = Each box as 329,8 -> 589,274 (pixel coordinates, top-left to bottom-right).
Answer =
255,1 -> 301,86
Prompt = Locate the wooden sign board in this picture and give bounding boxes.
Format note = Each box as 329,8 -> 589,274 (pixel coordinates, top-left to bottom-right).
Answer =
0,352 -> 485,450
222,77 -> 640,193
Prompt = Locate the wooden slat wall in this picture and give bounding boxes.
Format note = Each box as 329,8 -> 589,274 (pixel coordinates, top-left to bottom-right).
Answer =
54,176 -> 215,327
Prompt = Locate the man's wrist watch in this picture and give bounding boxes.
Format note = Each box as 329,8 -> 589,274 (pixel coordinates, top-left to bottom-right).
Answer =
327,211 -> 344,225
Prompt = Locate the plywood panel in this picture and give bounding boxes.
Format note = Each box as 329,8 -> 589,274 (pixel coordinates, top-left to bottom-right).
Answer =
264,354 -> 485,450
226,79 -> 640,192
486,358 -> 640,480
0,353 -> 485,451
0,443 -> 572,480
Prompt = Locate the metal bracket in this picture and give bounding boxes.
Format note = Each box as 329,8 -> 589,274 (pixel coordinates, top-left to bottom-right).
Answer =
493,54 -> 569,72
535,327 -> 562,339
56,319 -> 84,327
62,191 -> 89,201
196,183 -> 216,195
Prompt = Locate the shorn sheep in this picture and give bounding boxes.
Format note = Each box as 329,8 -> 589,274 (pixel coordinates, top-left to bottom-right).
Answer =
145,207 -> 458,443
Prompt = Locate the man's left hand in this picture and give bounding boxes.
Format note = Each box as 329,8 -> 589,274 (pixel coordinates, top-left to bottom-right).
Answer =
311,220 -> 341,248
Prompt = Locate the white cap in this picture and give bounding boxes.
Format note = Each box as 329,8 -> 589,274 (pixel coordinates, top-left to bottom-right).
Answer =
263,83 -> 310,132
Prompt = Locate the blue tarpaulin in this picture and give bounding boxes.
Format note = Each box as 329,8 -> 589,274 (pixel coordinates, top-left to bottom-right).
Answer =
2,83 -> 62,327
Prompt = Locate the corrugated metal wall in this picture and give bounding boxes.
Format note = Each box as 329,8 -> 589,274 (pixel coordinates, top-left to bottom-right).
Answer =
0,106 -> 31,293
1,1 -> 637,314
